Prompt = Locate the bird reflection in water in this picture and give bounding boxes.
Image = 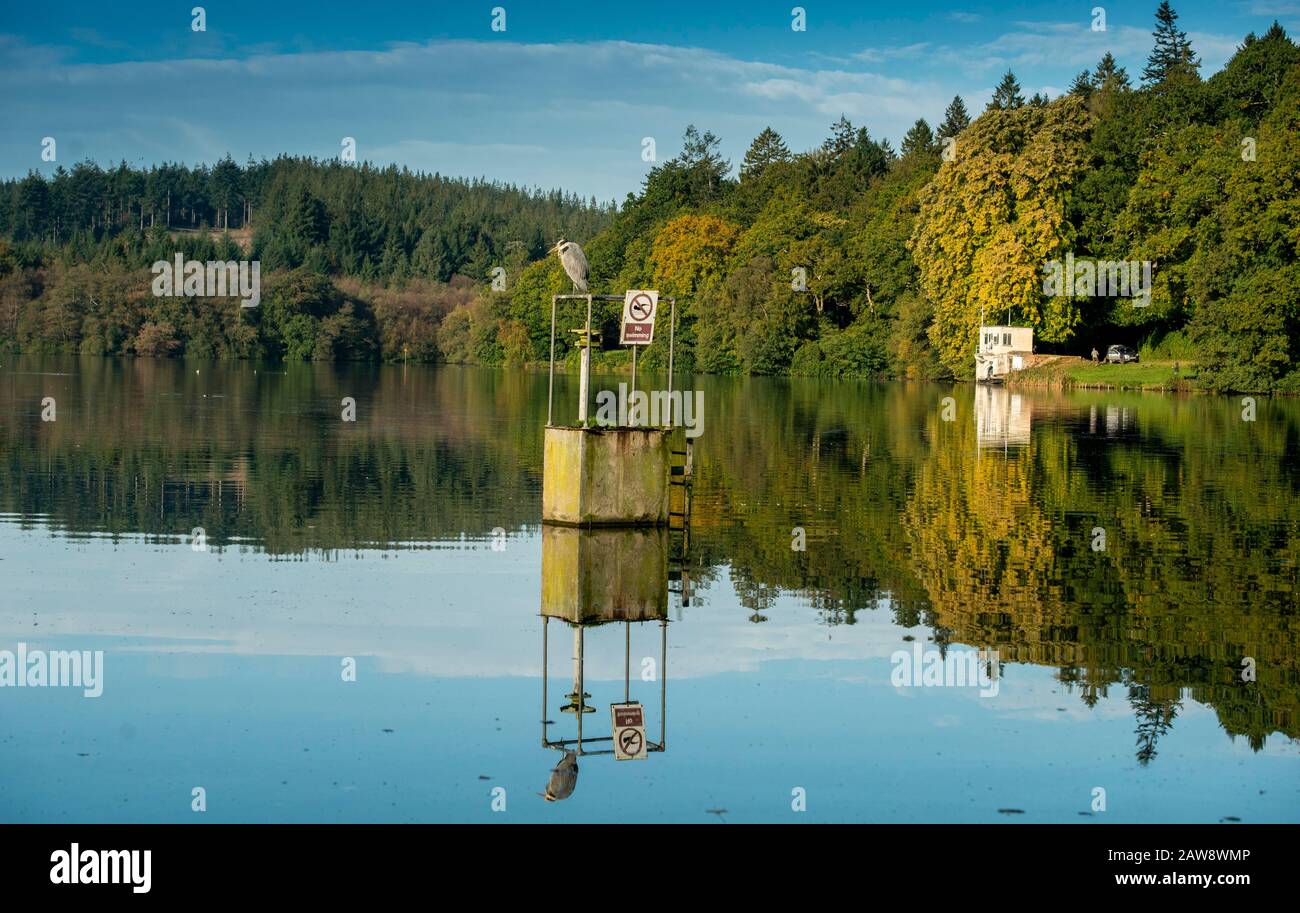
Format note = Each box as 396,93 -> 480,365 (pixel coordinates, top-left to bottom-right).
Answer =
540,750 -> 579,802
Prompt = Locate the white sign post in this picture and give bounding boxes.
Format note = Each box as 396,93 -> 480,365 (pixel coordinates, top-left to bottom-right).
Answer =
611,702 -> 648,760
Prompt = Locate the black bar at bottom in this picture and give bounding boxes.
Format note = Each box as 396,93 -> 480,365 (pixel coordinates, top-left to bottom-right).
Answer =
0,823 -> 1283,898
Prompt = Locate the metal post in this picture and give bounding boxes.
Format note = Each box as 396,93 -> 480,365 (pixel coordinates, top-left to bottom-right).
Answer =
578,295 -> 592,424
571,625 -> 581,710
547,295 -> 557,426
624,621 -> 631,702
542,616 -> 548,737
577,626 -> 585,751
578,345 -> 590,423
660,618 -> 667,750
630,345 -> 637,423
667,300 -> 676,428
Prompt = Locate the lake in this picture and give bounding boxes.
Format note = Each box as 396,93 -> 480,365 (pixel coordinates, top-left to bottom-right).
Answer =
1,355 -> 1297,823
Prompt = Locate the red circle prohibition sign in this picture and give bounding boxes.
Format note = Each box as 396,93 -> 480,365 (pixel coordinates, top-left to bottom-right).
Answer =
628,293 -> 655,321
619,728 -> 644,755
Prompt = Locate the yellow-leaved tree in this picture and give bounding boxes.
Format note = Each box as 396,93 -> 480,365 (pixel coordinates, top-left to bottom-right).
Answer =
910,95 -> 1092,376
648,214 -> 741,298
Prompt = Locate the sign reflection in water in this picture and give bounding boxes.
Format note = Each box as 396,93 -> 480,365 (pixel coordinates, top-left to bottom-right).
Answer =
539,527 -> 671,798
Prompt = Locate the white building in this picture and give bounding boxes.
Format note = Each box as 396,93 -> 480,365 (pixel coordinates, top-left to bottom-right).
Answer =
974,325 -> 1034,382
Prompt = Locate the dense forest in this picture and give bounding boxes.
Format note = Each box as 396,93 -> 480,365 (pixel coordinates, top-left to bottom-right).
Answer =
1,4 -> 1297,391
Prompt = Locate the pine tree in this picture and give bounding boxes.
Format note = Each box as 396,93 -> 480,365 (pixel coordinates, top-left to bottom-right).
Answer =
286,184 -> 330,248
900,119 -> 936,157
1069,69 -> 1094,99
987,70 -> 1025,110
1142,1 -> 1200,85
1091,52 -> 1132,92
209,155 -> 242,230
822,116 -> 857,157
937,96 -> 971,139
853,128 -> 890,177
676,124 -> 731,201
740,127 -> 792,180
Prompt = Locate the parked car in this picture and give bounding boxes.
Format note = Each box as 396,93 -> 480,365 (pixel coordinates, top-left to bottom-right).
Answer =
1105,344 -> 1139,364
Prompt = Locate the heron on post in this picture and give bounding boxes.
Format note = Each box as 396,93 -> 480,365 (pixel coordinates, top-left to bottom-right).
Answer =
550,239 -> 588,293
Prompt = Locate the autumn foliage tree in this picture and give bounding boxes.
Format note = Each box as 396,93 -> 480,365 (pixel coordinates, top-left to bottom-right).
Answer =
649,214 -> 741,298
911,95 -> 1092,376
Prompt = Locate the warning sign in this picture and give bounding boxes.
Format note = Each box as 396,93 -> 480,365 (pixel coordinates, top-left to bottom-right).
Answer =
620,290 -> 658,345
611,702 -> 648,760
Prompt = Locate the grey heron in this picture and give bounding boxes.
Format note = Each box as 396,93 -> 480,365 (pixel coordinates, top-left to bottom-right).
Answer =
540,750 -> 579,802
550,239 -> 589,293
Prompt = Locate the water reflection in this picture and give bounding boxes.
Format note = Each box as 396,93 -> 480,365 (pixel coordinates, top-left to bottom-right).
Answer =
1,355 -> 1297,776
539,527 -> 671,795
974,385 -> 1032,450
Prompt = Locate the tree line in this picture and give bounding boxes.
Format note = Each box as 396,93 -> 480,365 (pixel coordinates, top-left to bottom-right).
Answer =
1,4 -> 1296,392
0,155 -> 614,282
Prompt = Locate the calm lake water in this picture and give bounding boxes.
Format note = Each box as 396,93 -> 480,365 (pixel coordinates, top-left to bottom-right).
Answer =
1,355 -> 1297,823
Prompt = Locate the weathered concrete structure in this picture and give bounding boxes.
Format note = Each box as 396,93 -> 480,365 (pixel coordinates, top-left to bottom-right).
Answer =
542,426 -> 670,526
540,525 -> 669,624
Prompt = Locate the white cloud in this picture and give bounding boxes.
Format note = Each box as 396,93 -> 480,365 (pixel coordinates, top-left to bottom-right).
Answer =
870,19 -> 1242,83
0,37 -> 967,195
0,20 -> 1248,196
1245,1 -> 1300,14
854,42 -> 933,64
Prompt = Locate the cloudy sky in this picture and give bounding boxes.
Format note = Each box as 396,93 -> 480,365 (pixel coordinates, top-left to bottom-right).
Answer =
2,0 -> 1296,200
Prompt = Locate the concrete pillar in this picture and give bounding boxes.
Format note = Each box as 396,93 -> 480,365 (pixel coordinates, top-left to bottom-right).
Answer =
542,426 -> 670,526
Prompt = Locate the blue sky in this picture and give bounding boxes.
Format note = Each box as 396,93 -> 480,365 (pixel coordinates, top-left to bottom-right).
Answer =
2,1 -> 1297,199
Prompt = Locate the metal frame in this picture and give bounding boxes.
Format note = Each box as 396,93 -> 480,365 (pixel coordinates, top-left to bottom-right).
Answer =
541,615 -> 668,757
539,290 -> 681,757
547,293 -> 678,428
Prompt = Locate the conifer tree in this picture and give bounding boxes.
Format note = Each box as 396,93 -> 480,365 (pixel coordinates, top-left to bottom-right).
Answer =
1069,69 -> 1094,99
1092,52 -> 1132,92
741,127 -> 792,180
987,70 -> 1025,110
937,96 -> 971,139
1142,1 -> 1200,85
901,119 -> 935,157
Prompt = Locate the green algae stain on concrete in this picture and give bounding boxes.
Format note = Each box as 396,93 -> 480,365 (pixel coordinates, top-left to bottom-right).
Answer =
542,426 -> 670,526
540,525 -> 669,624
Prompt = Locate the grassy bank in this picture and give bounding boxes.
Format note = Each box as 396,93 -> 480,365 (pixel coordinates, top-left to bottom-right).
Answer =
1009,356 -> 1196,391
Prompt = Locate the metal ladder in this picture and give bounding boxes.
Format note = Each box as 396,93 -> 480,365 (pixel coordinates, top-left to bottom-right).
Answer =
668,432 -> 693,607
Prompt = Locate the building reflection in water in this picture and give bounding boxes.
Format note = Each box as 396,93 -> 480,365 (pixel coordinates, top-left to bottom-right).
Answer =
975,384 -> 1032,451
537,526 -> 672,800
1088,403 -> 1137,437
